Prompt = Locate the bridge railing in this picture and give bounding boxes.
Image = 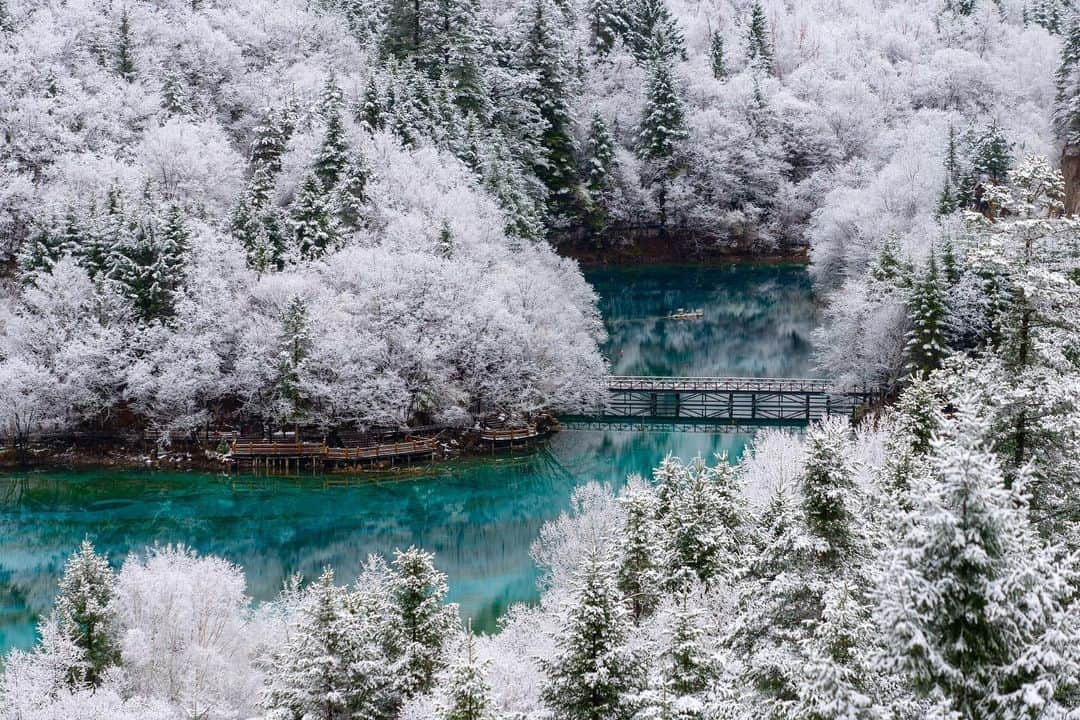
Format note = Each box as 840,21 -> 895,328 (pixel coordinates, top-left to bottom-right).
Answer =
606,376 -> 874,395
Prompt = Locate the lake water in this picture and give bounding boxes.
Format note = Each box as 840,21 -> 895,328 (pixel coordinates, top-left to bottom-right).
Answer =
0,264 -> 817,653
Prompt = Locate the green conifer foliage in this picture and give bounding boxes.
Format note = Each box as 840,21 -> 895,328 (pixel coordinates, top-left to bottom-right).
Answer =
746,2 -> 773,73
1054,18 -> 1080,147
904,254 -> 949,376
588,0 -> 627,55
971,123 -> 1012,186
391,547 -> 458,696
617,486 -> 664,621
542,550 -> 642,720
290,173 -> 339,260
115,9 -> 136,81
160,70 -> 191,115
638,56 -> 687,223
274,294 -> 312,425
315,75 -> 350,190
441,630 -> 496,720
710,29 -> 727,79
800,418 -> 858,568
52,539 -> 120,687
584,111 -> 617,232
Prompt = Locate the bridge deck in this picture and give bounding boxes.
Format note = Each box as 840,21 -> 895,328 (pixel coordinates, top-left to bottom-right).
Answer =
597,375 -> 879,422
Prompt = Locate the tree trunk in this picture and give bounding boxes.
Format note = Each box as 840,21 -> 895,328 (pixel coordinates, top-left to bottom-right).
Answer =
1063,147 -> 1080,216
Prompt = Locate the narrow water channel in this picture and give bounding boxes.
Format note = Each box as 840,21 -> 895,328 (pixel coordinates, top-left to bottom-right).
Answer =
0,264 -> 817,653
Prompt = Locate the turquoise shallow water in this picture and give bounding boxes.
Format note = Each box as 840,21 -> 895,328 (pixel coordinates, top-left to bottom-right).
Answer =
0,264 -> 817,653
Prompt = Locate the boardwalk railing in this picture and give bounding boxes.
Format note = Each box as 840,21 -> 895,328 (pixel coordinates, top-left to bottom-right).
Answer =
598,375 -> 880,422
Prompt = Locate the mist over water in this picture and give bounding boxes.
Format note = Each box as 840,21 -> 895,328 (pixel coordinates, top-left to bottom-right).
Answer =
0,264 -> 817,653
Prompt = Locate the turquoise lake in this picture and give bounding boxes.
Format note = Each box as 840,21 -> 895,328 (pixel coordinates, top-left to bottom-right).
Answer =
0,264 -> 818,653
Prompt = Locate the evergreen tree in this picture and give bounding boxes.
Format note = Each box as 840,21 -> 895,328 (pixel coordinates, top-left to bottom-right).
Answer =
435,219 -> 455,258
158,204 -> 189,289
264,568 -> 398,720
1054,18 -> 1080,148
665,456 -> 743,585
115,9 -> 136,82
584,111 -> 617,232
1025,0 -> 1068,33
710,29 -> 727,79
360,74 -> 385,131
442,0 -> 491,117
441,629 -> 496,720
800,418 -> 858,569
111,215 -> 178,323
628,0 -> 686,63
542,550 -> 642,720
638,56 -> 687,224
519,0 -> 579,223
56,209 -> 84,258
0,0 -> 13,33
875,409 -> 1080,720
482,141 -> 546,243
160,69 -> 191,115
617,485 -> 665,621
383,0 -> 426,61
746,2 -> 773,73
315,75 -> 350,190
335,153 -> 372,230
251,107 -> 289,174
274,294 -> 312,426
80,206 -> 113,278
17,228 -> 63,278
391,547 -> 458,697
588,0 -> 628,56
52,539 -> 120,687
904,254 -> 948,376
939,235 -> 959,284
665,596 -> 712,698
868,235 -> 909,286
290,172 -> 339,260
971,123 -> 1012,186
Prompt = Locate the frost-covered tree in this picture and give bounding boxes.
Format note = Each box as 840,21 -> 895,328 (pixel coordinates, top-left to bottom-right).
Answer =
52,540 -> 120,687
315,75 -> 350,190
638,55 -> 686,223
875,409 -> 1080,720
290,172 -> 339,259
160,70 -> 190,115
904,254 -> 948,377
746,2 -> 772,73
971,123 -> 1012,187
391,547 -> 459,696
1055,18 -> 1080,148
800,418 -> 858,569
628,0 -> 685,63
617,484 -> 665,620
335,153 -> 372,230
664,456 -> 744,585
273,295 -> 312,427
584,111 -> 617,232
709,29 -> 726,79
264,568 -> 396,720
588,0 -> 627,56
519,0 -> 579,223
440,630 -> 496,720
115,9 -> 136,82
542,549 -> 642,720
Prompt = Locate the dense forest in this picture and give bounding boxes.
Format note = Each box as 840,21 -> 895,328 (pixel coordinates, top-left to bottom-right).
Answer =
4,0 -> 1080,717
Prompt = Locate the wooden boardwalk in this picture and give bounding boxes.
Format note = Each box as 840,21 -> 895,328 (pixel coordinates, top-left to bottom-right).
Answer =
598,376 -> 880,422
230,437 -> 440,472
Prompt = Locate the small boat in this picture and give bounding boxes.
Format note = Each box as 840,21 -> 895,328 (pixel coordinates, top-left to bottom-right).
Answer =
667,308 -> 704,320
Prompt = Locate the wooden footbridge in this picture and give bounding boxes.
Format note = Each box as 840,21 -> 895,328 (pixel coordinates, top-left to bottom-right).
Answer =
594,376 -> 881,422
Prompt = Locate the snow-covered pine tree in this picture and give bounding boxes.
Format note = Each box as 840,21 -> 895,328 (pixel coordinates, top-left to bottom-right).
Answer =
435,219 -> 455,258
1025,0 -> 1068,33
746,2 -> 773,74
628,0 -> 685,63
638,55 -> 687,224
315,75 -> 350,190
56,208 -> 84,259
440,629 -> 496,720
875,408 -> 1080,720
335,152 -> 371,230
710,29 -> 726,79
251,106 -> 289,174
52,539 -> 120,687
160,69 -> 191,115
1054,18 -> 1080,149
665,456 -> 744,585
442,0 -> 490,118
290,172 -> 339,260
273,294 -> 312,427
904,253 -> 948,377
17,227 -> 63,278
800,418 -> 858,569
971,123 -> 1012,187
482,139 -> 545,244
588,0 -> 628,56
157,204 -> 189,299
111,215 -> 176,323
542,549 -> 642,720
0,0 -> 13,33
617,484 -> 665,621
584,111 -> 617,232
115,9 -> 136,82
263,568 -> 395,720
391,547 -> 459,697
666,595 -> 712,699
519,0 -> 579,224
